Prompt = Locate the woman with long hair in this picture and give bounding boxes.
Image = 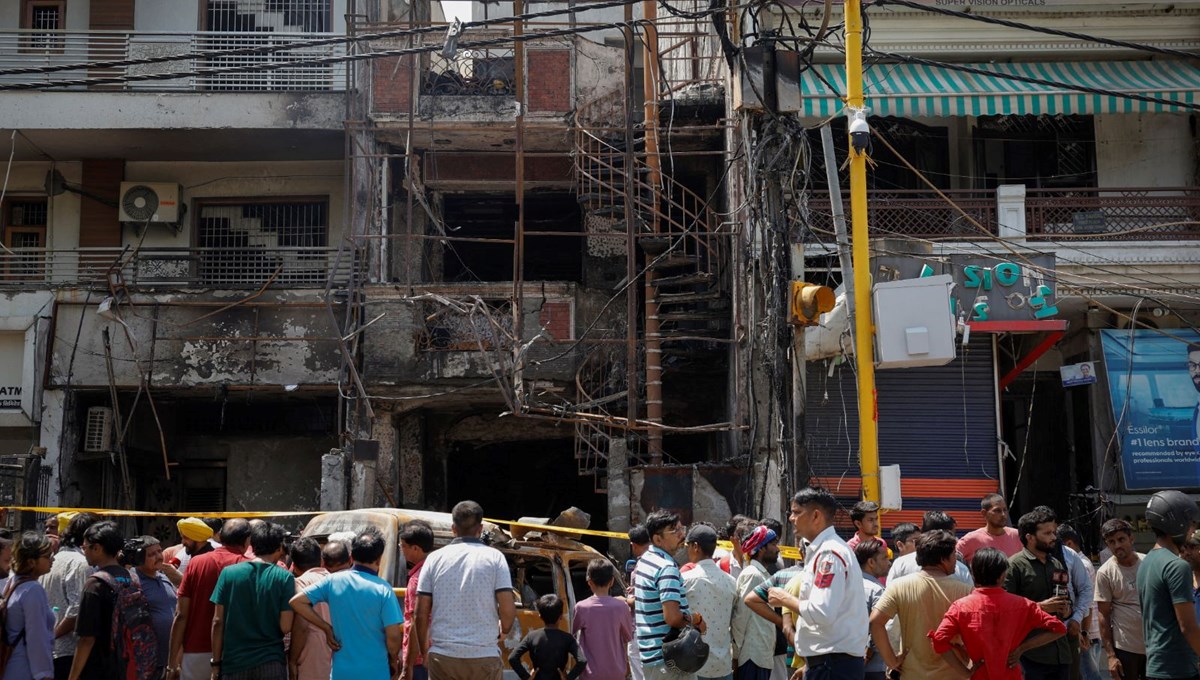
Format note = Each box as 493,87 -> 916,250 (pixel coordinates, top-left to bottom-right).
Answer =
2,532 -> 56,680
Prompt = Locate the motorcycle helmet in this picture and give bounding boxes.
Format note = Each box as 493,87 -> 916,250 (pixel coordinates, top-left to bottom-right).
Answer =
1145,490 -> 1200,542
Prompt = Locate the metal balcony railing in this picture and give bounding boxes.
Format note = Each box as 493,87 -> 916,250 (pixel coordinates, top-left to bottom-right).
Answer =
807,187 -> 1200,241
808,189 -> 999,240
1026,187 -> 1200,240
0,247 -> 356,287
0,30 -> 347,91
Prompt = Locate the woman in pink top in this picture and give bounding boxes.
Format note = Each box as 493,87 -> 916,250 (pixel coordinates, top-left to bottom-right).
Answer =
930,548 -> 1066,679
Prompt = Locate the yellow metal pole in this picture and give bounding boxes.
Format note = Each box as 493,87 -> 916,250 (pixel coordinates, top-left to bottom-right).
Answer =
845,0 -> 880,503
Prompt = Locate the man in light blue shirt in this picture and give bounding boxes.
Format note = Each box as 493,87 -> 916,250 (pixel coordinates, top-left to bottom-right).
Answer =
633,510 -> 703,680
291,528 -> 404,680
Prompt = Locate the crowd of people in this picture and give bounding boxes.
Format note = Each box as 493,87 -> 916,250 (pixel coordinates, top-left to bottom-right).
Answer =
0,511 -> 400,680
2,488 -> 1200,680
614,488 -> 1200,680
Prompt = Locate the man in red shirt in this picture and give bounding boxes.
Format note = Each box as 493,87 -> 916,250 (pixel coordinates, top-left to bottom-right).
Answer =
165,518 -> 250,680
931,547 -> 1066,679
401,520 -> 434,680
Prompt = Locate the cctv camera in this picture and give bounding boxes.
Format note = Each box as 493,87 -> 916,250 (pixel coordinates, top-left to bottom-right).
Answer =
849,111 -> 870,155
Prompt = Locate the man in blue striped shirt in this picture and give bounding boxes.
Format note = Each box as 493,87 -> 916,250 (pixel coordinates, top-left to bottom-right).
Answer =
634,510 -> 706,680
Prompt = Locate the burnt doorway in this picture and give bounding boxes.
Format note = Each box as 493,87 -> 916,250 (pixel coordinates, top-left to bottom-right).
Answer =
446,438 -> 607,540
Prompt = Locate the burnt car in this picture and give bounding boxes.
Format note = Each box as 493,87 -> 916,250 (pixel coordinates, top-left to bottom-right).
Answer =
300,508 -> 627,647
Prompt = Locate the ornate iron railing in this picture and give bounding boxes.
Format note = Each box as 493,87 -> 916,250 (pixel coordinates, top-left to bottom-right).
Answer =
807,187 -> 1200,241
424,48 -> 515,96
1026,187 -> 1200,240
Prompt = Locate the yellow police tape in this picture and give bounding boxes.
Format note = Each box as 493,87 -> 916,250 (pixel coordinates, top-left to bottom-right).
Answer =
2,506 -> 804,561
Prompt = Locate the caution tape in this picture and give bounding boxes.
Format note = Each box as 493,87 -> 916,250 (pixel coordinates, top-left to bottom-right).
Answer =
488,518 -> 804,561
4,506 -> 805,561
0,505 -> 321,519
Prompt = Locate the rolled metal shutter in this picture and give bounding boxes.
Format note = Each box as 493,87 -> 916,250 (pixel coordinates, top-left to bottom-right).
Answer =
804,337 -> 999,532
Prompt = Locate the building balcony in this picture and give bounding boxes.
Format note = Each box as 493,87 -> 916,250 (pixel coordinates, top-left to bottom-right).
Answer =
362,281 -> 589,387
808,187 -> 1200,241
0,29 -> 347,92
0,246 -> 357,289
0,30 -> 347,136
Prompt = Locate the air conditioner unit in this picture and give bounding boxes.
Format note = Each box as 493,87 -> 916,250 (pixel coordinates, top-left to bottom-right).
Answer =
83,407 -> 113,453
119,182 -> 182,224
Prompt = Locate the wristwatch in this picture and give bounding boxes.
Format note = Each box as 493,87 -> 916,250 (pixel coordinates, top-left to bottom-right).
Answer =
210,659 -> 222,667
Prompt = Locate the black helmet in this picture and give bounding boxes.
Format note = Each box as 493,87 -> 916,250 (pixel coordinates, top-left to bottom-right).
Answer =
662,626 -> 709,673
1146,490 -> 1200,540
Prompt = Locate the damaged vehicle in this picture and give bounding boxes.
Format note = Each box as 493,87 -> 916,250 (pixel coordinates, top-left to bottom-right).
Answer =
300,507 -> 628,645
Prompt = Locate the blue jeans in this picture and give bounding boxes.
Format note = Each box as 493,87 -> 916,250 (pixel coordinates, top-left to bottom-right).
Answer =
803,654 -> 864,680
1079,641 -> 1101,680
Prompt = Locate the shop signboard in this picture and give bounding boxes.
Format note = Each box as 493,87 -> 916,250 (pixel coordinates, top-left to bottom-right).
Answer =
0,333 -> 23,410
1100,329 -> 1200,490
873,253 -> 1059,324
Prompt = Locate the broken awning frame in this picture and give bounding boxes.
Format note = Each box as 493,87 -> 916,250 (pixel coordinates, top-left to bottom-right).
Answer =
800,60 -> 1200,117
972,320 -> 1068,389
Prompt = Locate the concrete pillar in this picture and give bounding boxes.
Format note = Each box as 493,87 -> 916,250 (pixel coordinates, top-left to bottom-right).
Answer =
397,411 -> 425,507
320,450 -> 348,510
372,406 -> 399,507
606,437 -> 630,560
37,389 -> 69,507
997,184 -> 1027,240
350,459 -> 377,509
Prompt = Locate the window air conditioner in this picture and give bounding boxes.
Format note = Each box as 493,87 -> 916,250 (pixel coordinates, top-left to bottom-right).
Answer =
83,407 -> 114,453
119,182 -> 182,224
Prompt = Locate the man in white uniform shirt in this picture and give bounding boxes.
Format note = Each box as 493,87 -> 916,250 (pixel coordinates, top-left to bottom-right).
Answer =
768,488 -> 867,680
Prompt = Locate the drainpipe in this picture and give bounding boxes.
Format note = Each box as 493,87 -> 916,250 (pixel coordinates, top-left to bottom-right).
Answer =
642,0 -> 664,462
645,269 -> 663,462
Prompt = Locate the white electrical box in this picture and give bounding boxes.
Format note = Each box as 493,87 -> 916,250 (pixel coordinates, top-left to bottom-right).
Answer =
873,275 -> 956,369
881,465 -> 902,510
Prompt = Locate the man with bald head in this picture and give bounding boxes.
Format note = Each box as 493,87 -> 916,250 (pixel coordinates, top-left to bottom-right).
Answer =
166,519 -> 251,680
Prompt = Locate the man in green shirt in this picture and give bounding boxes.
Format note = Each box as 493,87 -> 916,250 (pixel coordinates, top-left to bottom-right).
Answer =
1137,490 -> 1200,680
211,522 -> 296,680
1004,508 -> 1073,680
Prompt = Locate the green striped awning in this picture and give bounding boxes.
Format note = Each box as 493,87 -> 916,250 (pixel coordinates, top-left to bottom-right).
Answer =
800,60 -> 1200,118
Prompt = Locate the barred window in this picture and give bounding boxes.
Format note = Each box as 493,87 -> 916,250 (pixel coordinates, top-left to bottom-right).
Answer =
194,198 -> 329,286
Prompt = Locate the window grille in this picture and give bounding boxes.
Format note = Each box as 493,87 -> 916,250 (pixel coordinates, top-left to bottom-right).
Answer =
206,0 -> 331,33
23,2 -> 64,52
202,1 -> 334,91
196,200 -> 329,285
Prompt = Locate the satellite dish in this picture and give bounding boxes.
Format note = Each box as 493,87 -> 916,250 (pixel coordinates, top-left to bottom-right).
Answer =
44,169 -> 67,196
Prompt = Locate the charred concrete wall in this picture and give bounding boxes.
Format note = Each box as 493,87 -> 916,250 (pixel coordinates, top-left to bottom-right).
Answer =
361,283 -> 611,385
48,291 -> 345,388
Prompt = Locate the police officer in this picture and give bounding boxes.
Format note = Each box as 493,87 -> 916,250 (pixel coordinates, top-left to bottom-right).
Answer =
768,488 -> 868,680
1137,490 -> 1200,680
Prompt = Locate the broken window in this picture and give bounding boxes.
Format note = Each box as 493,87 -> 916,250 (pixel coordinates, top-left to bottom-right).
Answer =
508,555 -> 558,609
439,192 -> 582,283
425,49 -> 516,96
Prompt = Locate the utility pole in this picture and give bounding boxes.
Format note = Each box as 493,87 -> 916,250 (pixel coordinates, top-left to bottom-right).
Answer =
844,0 -> 881,503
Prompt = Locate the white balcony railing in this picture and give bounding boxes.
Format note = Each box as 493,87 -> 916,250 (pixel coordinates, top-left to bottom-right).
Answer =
0,246 -> 358,288
0,30 -> 347,92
